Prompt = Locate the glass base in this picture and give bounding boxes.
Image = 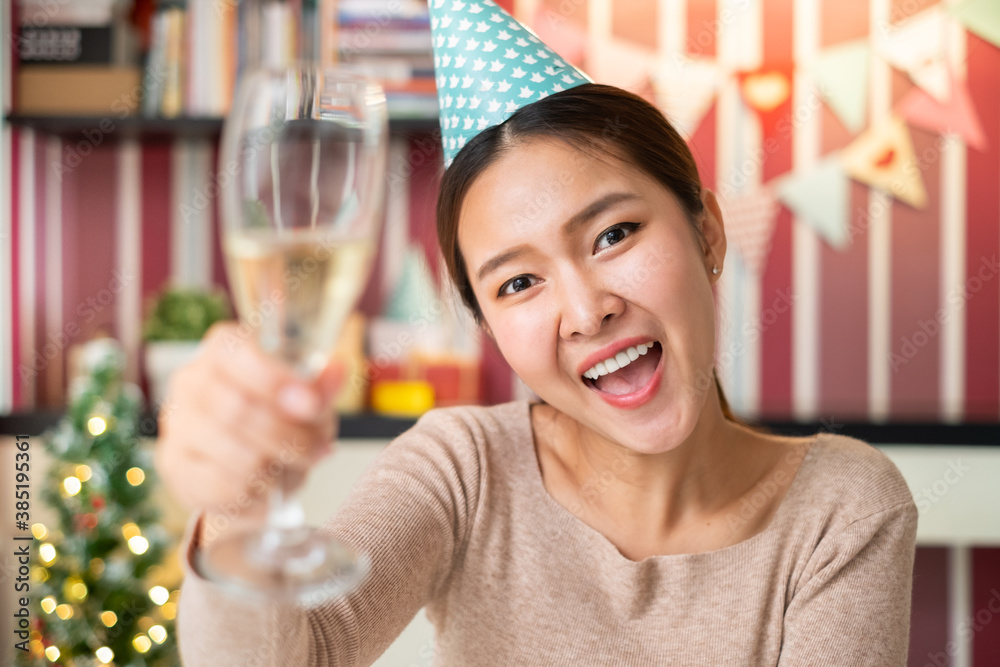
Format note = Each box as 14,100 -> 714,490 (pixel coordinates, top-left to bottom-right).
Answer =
198,525 -> 370,605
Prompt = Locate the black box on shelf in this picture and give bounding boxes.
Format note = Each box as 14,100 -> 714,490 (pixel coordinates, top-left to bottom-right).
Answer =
16,25 -> 115,65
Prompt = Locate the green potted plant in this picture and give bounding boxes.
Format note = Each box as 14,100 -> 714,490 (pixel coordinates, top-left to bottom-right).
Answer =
143,287 -> 231,406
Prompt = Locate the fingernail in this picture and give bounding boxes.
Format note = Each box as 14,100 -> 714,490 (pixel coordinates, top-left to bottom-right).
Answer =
279,385 -> 321,420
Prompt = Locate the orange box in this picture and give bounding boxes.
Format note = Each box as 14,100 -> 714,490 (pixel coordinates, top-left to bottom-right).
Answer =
17,66 -> 142,115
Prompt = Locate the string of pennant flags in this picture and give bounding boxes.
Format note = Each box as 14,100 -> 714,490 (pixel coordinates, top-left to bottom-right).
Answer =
643,0 -> 999,276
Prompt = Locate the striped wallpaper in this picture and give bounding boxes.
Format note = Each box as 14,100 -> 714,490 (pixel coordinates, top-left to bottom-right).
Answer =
1,0 -> 999,665
1,0 -> 998,422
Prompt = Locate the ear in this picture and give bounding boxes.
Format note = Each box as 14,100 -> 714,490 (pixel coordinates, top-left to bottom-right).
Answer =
699,188 -> 727,282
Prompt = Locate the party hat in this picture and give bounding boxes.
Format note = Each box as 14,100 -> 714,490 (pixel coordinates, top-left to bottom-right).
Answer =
429,0 -> 592,166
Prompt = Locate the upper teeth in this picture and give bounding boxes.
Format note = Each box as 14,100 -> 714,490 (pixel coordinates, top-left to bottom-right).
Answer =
583,342 -> 655,380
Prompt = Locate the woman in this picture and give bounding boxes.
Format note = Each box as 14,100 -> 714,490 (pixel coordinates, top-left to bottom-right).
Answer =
160,84 -> 918,665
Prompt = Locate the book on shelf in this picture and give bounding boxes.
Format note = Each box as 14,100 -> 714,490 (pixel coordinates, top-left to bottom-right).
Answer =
336,0 -> 437,119
144,0 -> 236,118
14,0 -> 142,115
137,0 -> 438,121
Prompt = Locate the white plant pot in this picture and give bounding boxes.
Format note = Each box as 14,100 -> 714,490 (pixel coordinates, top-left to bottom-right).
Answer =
144,341 -> 201,408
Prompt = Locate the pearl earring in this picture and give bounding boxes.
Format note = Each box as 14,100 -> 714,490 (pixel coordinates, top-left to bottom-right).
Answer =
712,265 -> 720,275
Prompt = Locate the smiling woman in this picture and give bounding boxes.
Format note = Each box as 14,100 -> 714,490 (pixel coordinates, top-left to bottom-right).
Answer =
166,2 -> 919,665
438,84 -> 734,424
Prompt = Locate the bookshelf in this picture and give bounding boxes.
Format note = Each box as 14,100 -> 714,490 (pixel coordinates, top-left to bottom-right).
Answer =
2,409 -> 997,444
3,0 -> 503,416
4,113 -> 440,141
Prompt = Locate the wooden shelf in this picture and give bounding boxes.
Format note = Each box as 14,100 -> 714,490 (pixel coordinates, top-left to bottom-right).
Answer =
0,410 -> 418,441
2,410 -> 997,444
4,113 -> 440,141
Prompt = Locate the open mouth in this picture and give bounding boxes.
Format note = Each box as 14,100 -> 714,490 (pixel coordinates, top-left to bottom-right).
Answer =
582,341 -> 663,397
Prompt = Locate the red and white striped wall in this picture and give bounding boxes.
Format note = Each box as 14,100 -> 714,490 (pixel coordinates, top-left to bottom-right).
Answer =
3,3 -> 994,420
1,0 -> 999,662
529,0 -> 1000,423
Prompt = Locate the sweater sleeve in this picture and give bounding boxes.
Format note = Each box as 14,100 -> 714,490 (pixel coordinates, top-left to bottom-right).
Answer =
776,499 -> 919,667
176,409 -> 483,667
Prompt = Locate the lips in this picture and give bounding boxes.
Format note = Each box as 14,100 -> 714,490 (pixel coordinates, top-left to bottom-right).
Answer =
578,339 -> 664,409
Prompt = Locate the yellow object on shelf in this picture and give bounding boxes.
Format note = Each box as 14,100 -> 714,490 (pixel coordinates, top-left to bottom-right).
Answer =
370,381 -> 435,417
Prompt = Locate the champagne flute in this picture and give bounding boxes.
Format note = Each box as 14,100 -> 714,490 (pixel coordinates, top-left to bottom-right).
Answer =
202,64 -> 388,602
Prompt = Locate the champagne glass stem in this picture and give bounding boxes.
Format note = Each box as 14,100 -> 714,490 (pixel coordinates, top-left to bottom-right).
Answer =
265,480 -> 306,535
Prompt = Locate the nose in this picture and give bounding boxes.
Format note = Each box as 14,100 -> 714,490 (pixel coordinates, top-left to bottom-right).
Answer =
557,268 -> 625,339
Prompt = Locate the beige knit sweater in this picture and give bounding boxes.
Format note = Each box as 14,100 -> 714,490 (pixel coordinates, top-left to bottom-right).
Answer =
177,400 -> 918,666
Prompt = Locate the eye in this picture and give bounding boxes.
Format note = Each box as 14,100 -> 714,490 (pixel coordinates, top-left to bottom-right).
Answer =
498,274 -> 537,297
594,222 -> 640,252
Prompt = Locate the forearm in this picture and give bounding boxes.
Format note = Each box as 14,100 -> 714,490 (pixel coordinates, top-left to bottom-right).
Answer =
176,514 -> 316,666
178,569 -> 312,666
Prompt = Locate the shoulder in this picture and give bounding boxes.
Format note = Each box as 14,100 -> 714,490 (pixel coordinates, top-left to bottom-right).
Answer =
405,400 -> 530,444
793,432 -> 917,527
374,400 -> 530,478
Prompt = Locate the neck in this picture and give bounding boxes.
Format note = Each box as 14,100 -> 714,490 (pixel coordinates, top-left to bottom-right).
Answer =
552,394 -> 759,539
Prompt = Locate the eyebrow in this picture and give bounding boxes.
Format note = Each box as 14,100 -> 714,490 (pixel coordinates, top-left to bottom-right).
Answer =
474,191 -> 640,283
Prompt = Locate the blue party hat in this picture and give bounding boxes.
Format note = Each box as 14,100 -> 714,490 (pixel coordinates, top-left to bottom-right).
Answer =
429,0 -> 592,166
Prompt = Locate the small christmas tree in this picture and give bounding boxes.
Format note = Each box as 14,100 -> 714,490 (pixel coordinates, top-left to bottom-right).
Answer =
27,339 -> 179,665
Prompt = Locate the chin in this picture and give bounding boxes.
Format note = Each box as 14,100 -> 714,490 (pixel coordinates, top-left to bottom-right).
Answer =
560,389 -> 700,454
607,409 -> 698,454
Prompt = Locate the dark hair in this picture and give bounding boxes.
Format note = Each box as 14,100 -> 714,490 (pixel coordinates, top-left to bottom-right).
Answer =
436,83 -> 737,421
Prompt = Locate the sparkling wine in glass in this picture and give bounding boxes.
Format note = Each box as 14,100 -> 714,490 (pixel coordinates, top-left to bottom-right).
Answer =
202,64 -> 388,602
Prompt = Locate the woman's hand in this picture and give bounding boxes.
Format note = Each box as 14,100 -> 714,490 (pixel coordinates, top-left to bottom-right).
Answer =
154,322 -> 340,540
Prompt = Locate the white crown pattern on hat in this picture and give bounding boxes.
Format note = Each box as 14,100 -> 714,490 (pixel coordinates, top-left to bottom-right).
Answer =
429,0 -> 592,166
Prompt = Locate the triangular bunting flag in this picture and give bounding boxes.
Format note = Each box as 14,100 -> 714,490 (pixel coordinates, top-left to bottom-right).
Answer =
896,72 -> 987,151
811,39 -> 869,133
738,68 -> 792,114
384,248 -> 442,322
737,66 -> 795,139
876,6 -> 952,103
949,0 -> 1000,50
651,56 -> 723,136
839,115 -> 928,209
719,187 -> 780,275
775,156 -> 851,249
587,37 -> 659,92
